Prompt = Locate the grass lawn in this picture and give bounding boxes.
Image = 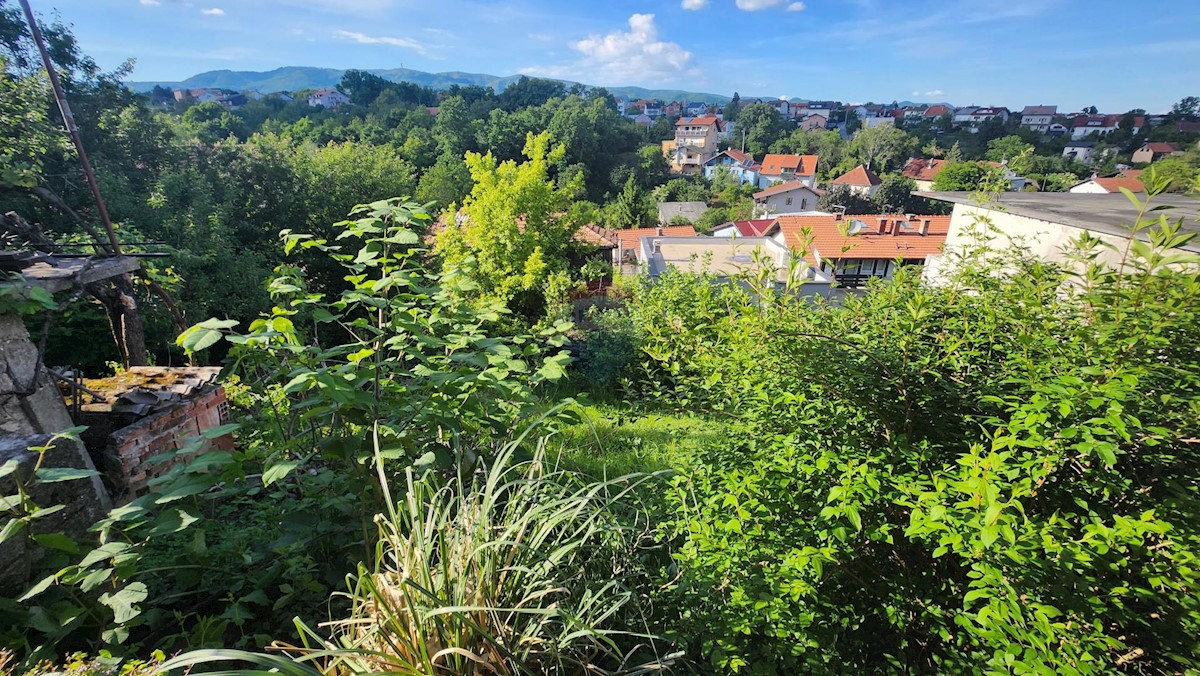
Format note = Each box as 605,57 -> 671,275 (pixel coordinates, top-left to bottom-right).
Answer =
548,401 -> 730,480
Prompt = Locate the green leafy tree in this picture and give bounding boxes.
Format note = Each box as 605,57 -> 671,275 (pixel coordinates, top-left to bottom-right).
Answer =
724,92 -> 741,124
849,125 -> 916,172
436,132 -> 581,313
605,175 -> 654,229
735,102 -> 787,158
931,161 -> 1003,191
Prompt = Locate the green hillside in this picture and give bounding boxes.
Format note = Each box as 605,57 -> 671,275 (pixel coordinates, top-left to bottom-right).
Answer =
126,66 -> 730,103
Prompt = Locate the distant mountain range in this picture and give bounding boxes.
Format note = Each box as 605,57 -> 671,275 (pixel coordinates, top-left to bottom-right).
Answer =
126,66 -> 734,104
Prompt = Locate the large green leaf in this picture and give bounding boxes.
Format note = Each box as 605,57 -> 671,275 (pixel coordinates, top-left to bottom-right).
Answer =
34,467 -> 100,483
99,582 -> 148,624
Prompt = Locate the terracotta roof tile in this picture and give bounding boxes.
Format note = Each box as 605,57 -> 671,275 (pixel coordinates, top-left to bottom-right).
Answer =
675,115 -> 719,127
776,214 -> 950,264
760,154 -> 819,176
1143,142 -> 1181,153
831,165 -> 882,187
902,158 -> 947,182
1087,177 -> 1145,193
730,219 -> 778,236
616,225 -> 697,250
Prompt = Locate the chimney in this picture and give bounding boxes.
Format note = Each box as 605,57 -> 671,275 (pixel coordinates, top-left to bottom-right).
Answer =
652,240 -> 663,255
835,212 -> 843,222
920,219 -> 931,236
656,226 -> 664,236
878,217 -> 889,235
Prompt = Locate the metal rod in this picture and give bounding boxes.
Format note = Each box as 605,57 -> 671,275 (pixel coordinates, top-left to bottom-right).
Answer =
17,0 -> 122,256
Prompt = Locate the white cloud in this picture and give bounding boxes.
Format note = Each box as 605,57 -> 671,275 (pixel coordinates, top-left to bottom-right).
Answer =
139,0 -> 161,5
787,2 -> 806,10
913,89 -> 945,98
334,29 -> 427,55
735,0 -> 786,10
201,7 -> 224,15
525,14 -> 694,84
681,0 -> 708,9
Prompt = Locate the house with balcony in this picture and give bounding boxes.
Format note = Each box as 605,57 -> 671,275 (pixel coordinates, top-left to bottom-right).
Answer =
703,149 -> 759,185
757,153 -> 819,188
308,88 -> 350,108
668,116 -> 723,174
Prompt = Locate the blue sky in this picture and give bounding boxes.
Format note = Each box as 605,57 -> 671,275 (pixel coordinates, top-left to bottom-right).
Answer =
43,0 -> 1199,112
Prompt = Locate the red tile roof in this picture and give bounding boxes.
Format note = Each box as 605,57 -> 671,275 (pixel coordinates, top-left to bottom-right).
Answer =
754,180 -> 817,199
575,223 -> 618,247
676,115 -> 719,127
1119,168 -> 1143,181
720,219 -> 778,236
1085,177 -> 1145,193
1142,142 -> 1181,153
902,157 -> 947,182
616,225 -> 697,250
831,165 -> 882,187
724,149 -> 752,164
760,153 -> 819,176
924,104 -> 951,117
776,214 -> 950,264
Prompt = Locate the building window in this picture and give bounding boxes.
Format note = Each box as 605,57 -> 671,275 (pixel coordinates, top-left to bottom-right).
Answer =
785,197 -> 793,206
801,198 -> 808,210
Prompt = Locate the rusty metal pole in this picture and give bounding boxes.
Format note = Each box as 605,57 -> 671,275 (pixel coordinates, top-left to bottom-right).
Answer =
17,0 -> 121,256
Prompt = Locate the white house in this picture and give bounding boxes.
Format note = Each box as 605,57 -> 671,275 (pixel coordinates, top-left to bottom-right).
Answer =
953,107 -> 979,125
967,107 -> 1010,125
308,88 -> 350,108
703,149 -> 759,186
1071,115 -> 1119,139
1020,105 -> 1057,132
1063,141 -> 1100,165
1069,176 -> 1145,194
753,181 -> 823,216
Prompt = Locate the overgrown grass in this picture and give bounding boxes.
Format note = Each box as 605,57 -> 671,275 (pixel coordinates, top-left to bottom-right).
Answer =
550,403 -> 732,479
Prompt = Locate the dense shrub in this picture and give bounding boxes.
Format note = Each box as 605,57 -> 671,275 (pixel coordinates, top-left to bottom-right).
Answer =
639,192 -> 1200,673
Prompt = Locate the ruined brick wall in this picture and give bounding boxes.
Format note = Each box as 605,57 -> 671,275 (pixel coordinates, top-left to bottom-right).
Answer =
100,386 -> 233,502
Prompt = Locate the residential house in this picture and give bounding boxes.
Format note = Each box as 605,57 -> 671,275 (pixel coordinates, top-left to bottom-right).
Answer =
952,106 -> 979,125
983,162 -> 1029,192
768,99 -> 792,118
800,114 -> 828,131
861,116 -> 896,129
1047,122 -> 1069,137
611,225 -> 697,275
632,114 -> 653,127
1070,115 -> 1119,139
901,157 -> 948,191
614,97 -> 628,116
1069,176 -> 1145,194
804,101 -> 836,119
703,149 -> 759,186
642,101 -> 663,118
753,181 -> 822,216
685,101 -> 709,116
664,102 -> 683,118
967,107 -> 1010,126
669,116 -> 723,174
830,165 -> 883,197
657,201 -> 709,225
1131,142 -> 1183,164
1178,121 -> 1200,134
712,219 -> 778,238
1063,140 -> 1100,165
1019,105 -> 1057,132
639,235 -> 832,290
308,88 -> 350,107
923,193 -> 1200,278
923,104 -> 952,120
269,92 -> 294,103
903,106 -> 929,119
771,213 -> 951,289
217,93 -> 247,109
757,153 -> 819,188
244,90 -> 264,101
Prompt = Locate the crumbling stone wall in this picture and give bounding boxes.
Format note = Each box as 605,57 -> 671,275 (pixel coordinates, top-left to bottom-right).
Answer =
0,314 -> 111,593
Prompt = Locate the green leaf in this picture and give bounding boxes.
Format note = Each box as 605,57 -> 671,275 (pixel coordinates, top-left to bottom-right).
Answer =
0,458 -> 19,479
262,459 -> 302,486
0,518 -> 26,546
17,573 -> 58,601
99,582 -> 148,624
32,532 -> 78,553
34,467 -> 100,483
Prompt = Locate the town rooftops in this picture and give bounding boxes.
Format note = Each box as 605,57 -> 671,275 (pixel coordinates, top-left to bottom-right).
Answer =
925,192 -> 1200,252
774,214 -> 950,263
754,180 -> 817,199
924,105 -> 952,117
657,201 -> 709,225
724,219 -> 778,236
1021,105 -> 1058,116
760,153 -> 819,175
902,157 -> 947,182
971,107 -> 1009,116
831,165 -> 883,188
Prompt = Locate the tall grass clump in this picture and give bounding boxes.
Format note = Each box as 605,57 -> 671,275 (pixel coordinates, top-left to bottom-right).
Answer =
159,432 -> 677,675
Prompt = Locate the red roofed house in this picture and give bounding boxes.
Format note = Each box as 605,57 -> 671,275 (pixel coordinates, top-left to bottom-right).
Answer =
612,225 -> 698,274
1069,114 -> 1146,139
711,219 -> 778,238
769,213 -> 951,288
753,181 -> 823,215
1131,142 -> 1184,164
757,154 -> 819,188
902,157 -> 948,191
830,165 -> 883,197
669,116 -> 722,175
703,148 -> 759,185
1069,176 -> 1145,194
923,104 -> 952,119
800,113 -> 828,131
